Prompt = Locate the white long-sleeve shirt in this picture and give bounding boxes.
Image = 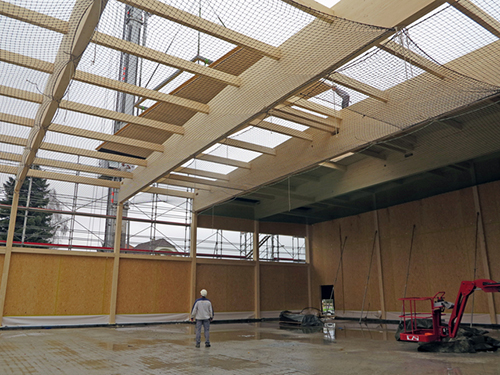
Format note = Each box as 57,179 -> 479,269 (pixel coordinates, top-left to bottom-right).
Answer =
191,297 -> 214,320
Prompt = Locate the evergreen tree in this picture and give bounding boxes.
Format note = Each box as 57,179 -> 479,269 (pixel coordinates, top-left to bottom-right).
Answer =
0,174 -> 55,245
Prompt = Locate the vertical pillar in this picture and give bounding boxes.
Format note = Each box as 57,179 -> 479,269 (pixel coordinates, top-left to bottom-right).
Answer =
189,212 -> 198,310
472,186 -> 497,324
0,191 -> 20,325
253,220 -> 260,319
305,224 -> 313,308
109,202 -> 123,325
373,208 -> 386,320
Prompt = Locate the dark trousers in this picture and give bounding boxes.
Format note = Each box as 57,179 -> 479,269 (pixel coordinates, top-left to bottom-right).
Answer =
195,319 -> 210,344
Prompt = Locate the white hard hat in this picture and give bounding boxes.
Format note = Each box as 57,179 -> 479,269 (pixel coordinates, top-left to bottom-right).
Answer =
200,289 -> 207,297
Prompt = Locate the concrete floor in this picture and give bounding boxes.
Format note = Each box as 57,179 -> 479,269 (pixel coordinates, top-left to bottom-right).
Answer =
0,321 -> 498,374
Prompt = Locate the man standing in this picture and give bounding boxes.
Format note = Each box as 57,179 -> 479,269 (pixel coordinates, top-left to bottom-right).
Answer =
190,289 -> 214,348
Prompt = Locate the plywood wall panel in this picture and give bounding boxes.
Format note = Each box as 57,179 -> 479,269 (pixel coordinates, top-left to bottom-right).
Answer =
54,256 -> 113,315
5,254 -> 60,316
4,254 -> 113,316
310,221 -> 341,307
260,264 -> 285,311
117,259 -> 190,314
196,263 -> 254,312
260,264 -> 309,311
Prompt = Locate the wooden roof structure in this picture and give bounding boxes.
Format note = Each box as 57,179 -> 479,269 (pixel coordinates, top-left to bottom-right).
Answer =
1,0 -> 500,221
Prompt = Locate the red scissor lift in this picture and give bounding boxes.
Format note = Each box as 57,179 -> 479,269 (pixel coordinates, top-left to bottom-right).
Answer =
399,279 -> 500,343
399,292 -> 448,342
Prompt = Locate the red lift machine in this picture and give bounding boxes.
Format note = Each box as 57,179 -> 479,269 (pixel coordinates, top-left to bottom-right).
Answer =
399,279 -> 500,343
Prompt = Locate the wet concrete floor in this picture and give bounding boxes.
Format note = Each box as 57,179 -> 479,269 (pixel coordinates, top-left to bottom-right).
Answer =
0,321 -> 498,374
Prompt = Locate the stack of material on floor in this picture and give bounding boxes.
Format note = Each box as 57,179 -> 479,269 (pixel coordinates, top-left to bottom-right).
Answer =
418,327 -> 500,353
279,308 -> 323,327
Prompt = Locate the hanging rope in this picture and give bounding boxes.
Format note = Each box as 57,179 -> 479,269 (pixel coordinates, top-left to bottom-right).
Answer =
402,224 -> 416,299
360,230 -> 378,323
470,212 -> 480,327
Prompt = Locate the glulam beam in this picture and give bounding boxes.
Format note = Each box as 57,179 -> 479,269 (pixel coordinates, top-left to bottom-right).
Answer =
196,154 -> 251,169
0,85 -> 183,136
329,73 -> 388,102
0,113 -> 163,152
0,0 -> 68,33
0,151 -> 133,179
0,134 -> 147,166
0,164 -> 120,188
222,139 -> 276,156
251,120 -> 313,141
378,40 -> 446,79
449,0 -> 500,38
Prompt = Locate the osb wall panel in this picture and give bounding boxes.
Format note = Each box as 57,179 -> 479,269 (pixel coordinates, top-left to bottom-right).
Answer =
337,213 -> 380,312
260,264 -> 308,311
312,213 -> 382,313
117,259 -> 190,314
196,264 -> 254,312
310,221 -> 341,307
312,182 -> 499,315
4,254 -> 113,316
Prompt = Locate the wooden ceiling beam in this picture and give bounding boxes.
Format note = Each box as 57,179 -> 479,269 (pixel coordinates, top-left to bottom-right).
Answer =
329,73 -> 388,102
222,139 -> 276,156
0,113 -> 163,152
0,0 -> 68,33
0,151 -> 133,179
269,108 -> 339,133
250,120 -> 313,141
449,0 -> 500,38
174,167 -> 230,181
319,161 -> 347,172
117,0 -> 281,60
287,96 -> 340,118
167,174 -> 246,191
0,164 -> 120,188
274,106 -> 341,124
0,134 -> 147,167
0,85 -> 182,137
157,178 -> 212,191
378,40 -> 446,79
141,186 -> 194,199
196,154 -> 251,169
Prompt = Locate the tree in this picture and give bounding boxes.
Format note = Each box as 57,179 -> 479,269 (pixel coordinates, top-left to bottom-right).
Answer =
0,173 -> 56,245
